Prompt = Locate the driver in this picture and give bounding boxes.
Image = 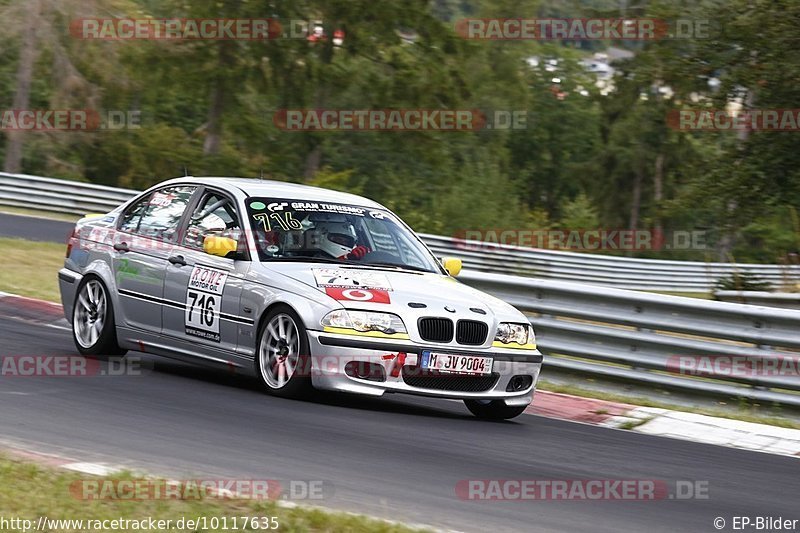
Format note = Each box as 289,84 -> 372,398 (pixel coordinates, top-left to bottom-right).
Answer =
306,218 -> 370,260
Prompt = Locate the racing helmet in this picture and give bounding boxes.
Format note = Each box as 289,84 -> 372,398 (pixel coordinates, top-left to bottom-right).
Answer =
307,218 -> 358,258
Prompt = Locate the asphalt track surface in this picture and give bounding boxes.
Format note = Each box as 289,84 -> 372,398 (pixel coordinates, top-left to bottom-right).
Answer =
0,213 -> 798,532
0,212 -> 74,242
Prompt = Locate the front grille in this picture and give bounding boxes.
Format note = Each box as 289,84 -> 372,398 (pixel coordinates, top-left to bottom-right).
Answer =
418,317 -> 454,343
456,320 -> 489,345
401,366 -> 499,392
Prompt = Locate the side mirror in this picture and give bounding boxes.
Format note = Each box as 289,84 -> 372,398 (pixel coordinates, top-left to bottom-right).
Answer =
204,235 -> 238,258
441,257 -> 462,277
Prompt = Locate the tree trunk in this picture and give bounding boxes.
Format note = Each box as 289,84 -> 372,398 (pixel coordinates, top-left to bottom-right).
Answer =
717,199 -> 738,262
4,0 -> 41,173
718,89 -> 754,260
629,167 -> 643,231
302,25 -> 336,181
303,144 -> 322,180
653,152 -> 664,244
303,85 -> 329,180
202,43 -> 231,155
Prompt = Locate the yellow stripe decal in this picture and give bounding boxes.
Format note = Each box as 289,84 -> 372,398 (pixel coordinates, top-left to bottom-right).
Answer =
492,341 -> 537,350
323,327 -> 410,340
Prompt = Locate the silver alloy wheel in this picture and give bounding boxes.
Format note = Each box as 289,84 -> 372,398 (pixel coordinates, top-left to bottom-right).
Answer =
74,279 -> 107,349
259,313 -> 301,389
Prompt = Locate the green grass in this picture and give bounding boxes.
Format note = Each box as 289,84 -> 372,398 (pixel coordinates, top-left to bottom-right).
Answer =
617,417 -> 654,431
0,455 -> 423,533
647,291 -> 713,299
539,380 -> 800,429
0,237 -> 65,302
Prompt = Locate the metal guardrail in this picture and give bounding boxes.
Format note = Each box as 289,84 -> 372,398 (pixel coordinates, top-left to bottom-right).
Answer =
2,172 -> 798,293
460,271 -> 800,407
0,172 -> 136,215
421,233 -> 800,293
2,173 -> 799,405
714,291 -> 800,310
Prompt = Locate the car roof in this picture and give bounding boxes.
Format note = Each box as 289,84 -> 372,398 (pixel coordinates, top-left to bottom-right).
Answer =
164,176 -> 385,209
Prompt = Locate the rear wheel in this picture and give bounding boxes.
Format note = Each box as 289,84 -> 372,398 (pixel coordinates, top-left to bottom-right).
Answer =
72,276 -> 126,357
464,399 -> 527,420
255,306 -> 312,398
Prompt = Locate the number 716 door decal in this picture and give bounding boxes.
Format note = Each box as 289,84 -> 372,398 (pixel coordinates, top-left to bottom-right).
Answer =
185,265 -> 229,342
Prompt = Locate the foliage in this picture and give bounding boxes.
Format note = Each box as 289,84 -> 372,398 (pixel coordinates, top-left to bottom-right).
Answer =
560,193 -> 599,230
0,0 -> 797,262
714,272 -> 772,292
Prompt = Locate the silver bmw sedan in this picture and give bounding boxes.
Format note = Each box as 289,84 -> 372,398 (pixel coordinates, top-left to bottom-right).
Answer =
58,177 -> 542,419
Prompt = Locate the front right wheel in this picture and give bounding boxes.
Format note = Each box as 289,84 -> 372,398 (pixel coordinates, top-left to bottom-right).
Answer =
464,399 -> 528,420
255,306 -> 312,398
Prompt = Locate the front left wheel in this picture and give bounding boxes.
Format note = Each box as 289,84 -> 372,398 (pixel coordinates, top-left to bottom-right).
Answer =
72,276 -> 126,357
255,306 -> 313,398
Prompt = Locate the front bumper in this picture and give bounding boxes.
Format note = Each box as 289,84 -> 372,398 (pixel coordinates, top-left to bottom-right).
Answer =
306,330 -> 543,405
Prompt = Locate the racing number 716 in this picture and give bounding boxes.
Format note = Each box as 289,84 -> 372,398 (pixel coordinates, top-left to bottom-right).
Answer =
188,291 -> 215,327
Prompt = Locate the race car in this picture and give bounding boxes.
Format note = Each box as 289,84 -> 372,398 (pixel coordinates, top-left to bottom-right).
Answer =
58,177 -> 543,419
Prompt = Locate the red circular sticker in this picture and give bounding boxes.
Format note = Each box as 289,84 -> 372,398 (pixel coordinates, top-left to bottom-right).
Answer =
342,289 -> 373,301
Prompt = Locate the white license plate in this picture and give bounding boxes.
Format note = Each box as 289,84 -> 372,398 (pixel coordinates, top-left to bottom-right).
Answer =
420,351 -> 493,375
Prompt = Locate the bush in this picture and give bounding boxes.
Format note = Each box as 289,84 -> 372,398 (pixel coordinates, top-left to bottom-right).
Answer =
714,272 -> 772,292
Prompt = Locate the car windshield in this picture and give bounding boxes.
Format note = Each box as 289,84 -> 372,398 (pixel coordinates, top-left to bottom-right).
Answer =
245,198 -> 441,273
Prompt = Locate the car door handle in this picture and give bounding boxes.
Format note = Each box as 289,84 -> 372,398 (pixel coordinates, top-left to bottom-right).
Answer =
113,242 -> 129,252
168,254 -> 187,266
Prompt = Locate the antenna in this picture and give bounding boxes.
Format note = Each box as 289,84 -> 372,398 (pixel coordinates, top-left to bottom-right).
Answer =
183,166 -> 188,177
259,168 -> 264,181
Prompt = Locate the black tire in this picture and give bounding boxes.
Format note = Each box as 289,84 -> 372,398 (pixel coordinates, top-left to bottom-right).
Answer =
72,276 -> 126,358
464,399 -> 528,420
254,305 -> 313,398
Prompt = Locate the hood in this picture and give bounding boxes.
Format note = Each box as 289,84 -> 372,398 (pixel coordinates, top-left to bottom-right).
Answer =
260,262 -> 525,321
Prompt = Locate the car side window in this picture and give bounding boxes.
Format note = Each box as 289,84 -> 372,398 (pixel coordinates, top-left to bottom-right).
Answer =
118,194 -> 151,233
183,191 -> 242,251
119,186 -> 196,241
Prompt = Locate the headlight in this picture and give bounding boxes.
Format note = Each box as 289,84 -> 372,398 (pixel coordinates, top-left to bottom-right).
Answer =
494,322 -> 534,345
321,310 -> 407,335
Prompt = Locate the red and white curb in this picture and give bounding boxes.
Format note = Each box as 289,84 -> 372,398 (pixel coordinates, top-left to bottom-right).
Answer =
528,391 -> 800,458
3,447 -> 122,475
0,290 -> 67,329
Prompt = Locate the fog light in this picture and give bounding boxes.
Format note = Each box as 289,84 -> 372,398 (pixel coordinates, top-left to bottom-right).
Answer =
506,375 -> 533,392
345,361 -> 386,382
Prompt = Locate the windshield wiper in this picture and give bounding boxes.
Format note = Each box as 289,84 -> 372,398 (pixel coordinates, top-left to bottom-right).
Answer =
263,256 -> 433,273
262,256 -> 361,265
360,261 -> 431,273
